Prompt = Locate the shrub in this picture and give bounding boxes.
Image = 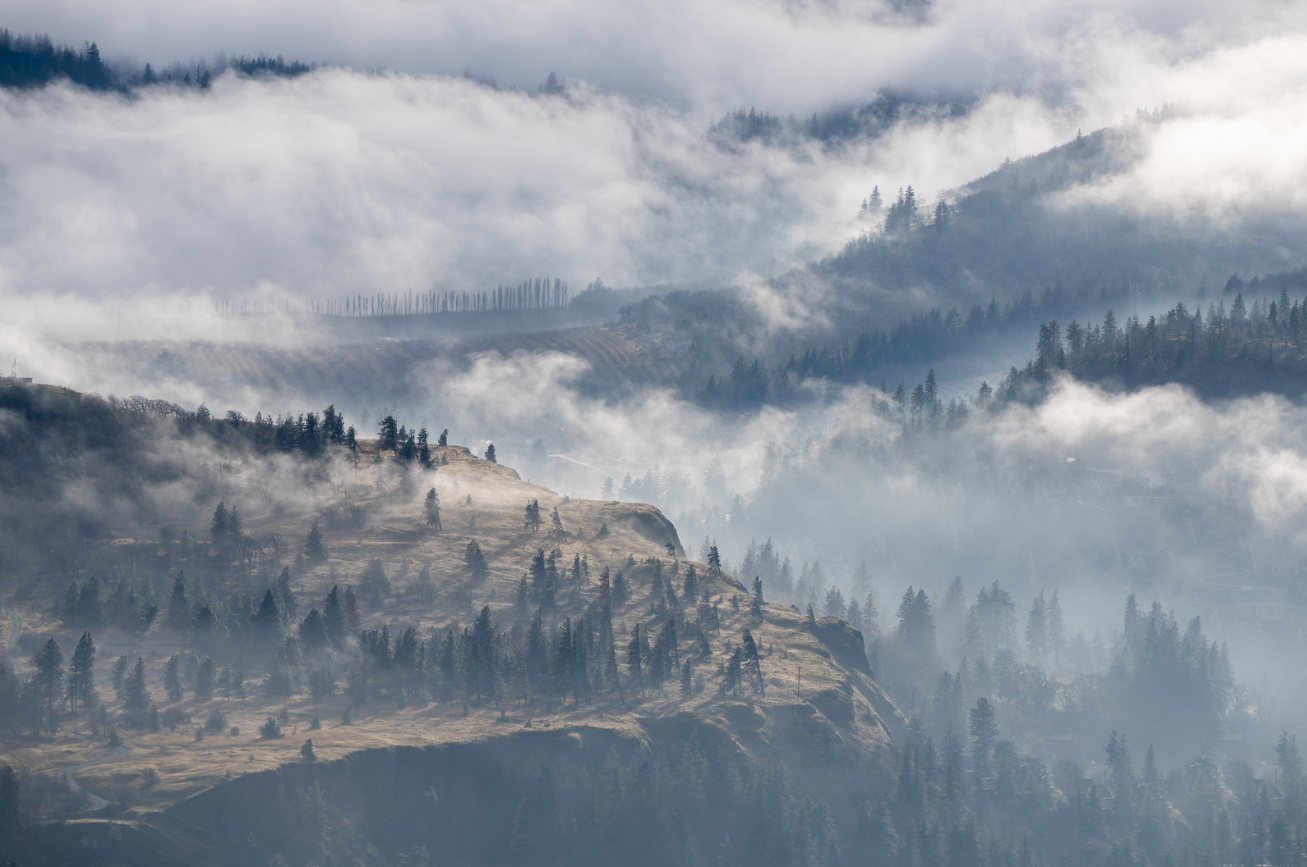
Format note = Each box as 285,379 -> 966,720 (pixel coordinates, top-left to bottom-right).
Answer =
160,707 -> 188,730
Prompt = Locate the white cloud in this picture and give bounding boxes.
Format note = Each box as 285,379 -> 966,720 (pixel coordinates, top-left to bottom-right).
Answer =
0,66 -> 1077,303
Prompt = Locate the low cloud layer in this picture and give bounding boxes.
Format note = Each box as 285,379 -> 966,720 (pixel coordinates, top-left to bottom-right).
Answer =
436,351 -> 1307,559
0,0 -> 1304,315
0,70 -> 1068,303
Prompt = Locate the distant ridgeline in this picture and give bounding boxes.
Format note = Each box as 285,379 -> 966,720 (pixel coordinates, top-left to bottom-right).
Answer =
707,90 -> 973,149
691,268 -> 1307,411
0,30 -> 111,90
217,277 -> 572,317
0,29 -> 313,91
690,283 -> 1119,411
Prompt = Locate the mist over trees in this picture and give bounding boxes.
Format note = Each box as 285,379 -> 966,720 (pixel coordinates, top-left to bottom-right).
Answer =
706,89 -> 975,151
4,12 -> 1307,866
0,28 -> 314,93
0,30 -> 111,90
999,287 -> 1307,400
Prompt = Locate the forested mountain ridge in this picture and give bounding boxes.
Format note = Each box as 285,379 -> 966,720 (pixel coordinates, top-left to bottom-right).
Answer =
0,382 -> 901,865
0,30 -> 113,90
707,89 -> 977,151
0,28 -> 312,92
997,286 -> 1307,401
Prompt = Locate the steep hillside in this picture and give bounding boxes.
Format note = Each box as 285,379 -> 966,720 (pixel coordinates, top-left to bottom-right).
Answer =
0,384 -> 901,864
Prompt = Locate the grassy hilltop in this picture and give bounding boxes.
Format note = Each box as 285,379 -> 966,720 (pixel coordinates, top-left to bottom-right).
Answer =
0,383 -> 900,864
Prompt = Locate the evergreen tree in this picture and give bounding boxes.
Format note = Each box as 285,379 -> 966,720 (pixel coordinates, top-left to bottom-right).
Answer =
111,653 -> 129,699
123,657 -> 150,711
344,586 -> 360,628
894,587 -> 937,679
863,590 -> 881,640
741,630 -> 764,696
323,404 -> 345,444
485,443 -> 497,463
1105,731 -> 1135,818
0,763 -> 21,841
276,567 -> 297,620
969,697 -> 998,778
467,606 -> 499,703
226,505 -> 243,541
603,608 -> 623,702
164,654 -> 183,703
846,598 -> 864,632
210,501 -> 228,544
465,540 -> 489,582
378,415 -> 399,452
526,609 -> 549,703
299,608 -> 328,649
194,657 -> 216,701
1277,731 -> 1306,818
74,576 -> 103,627
627,624 -> 644,696
253,589 -> 282,636
305,520 -> 327,563
425,487 -> 442,529
854,800 -> 898,866
722,647 -> 743,696
1046,590 -> 1066,668
67,631 -> 96,716
168,570 -> 191,631
418,427 -> 431,466
824,586 -> 846,620
684,566 -> 699,602
33,638 -> 64,733
323,586 -> 347,645
1025,591 -> 1048,659
648,627 -> 668,695
524,499 -> 542,533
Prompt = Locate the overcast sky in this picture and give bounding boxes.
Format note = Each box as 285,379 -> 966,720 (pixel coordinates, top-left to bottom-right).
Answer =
0,0 -> 1304,309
